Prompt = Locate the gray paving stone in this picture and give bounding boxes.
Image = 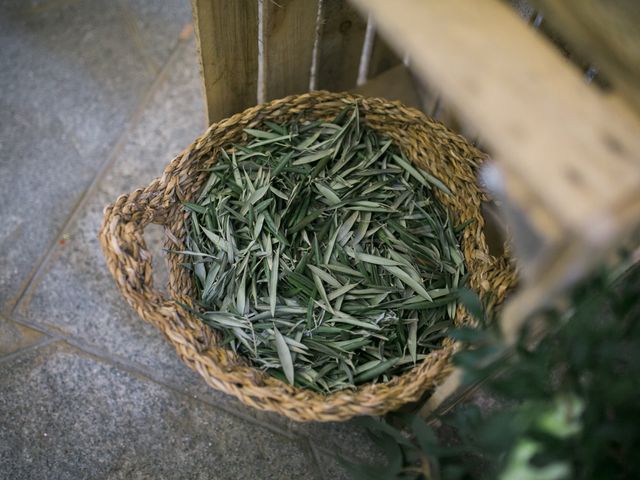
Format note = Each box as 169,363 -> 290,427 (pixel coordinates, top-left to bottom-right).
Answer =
10,38 -> 291,431
0,0 -> 177,308
0,106 -> 86,309
316,451 -> 353,480
5,7 -> 394,468
124,0 -> 193,71
0,341 -> 321,480
1,0 -> 151,157
13,38 -> 209,392
0,315 -> 46,358
291,419 -> 384,464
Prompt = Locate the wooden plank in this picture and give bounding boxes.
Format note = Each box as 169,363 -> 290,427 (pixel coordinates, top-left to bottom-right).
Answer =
347,0 -> 640,417
531,0 -> 640,113
191,0 -> 259,124
315,0 -> 367,91
352,64 -> 478,143
348,0 -> 640,241
351,64 -> 423,110
264,0 -> 319,100
368,31 -> 402,79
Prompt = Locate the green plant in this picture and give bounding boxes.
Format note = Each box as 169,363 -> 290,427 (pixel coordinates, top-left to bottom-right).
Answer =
347,253 -> 640,479
178,105 -> 465,392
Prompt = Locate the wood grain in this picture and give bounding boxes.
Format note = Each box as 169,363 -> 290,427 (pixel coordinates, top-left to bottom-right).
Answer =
348,0 -> 640,239
348,0 -> 640,415
315,0 -> 367,91
264,0 -> 318,100
352,64 -> 423,111
191,0 -> 259,124
532,0 -> 640,113
368,31 -> 402,79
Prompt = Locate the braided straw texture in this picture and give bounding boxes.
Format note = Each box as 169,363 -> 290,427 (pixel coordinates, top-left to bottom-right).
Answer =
99,91 -> 516,422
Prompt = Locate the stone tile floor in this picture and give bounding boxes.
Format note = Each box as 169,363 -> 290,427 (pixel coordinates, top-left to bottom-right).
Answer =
0,1 -> 381,478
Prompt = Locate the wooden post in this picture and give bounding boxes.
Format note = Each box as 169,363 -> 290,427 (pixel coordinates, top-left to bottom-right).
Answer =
368,32 -> 402,79
191,0 -> 260,124
531,0 -> 640,113
348,0 -> 640,273
263,0 -> 318,100
348,0 -> 640,415
315,0 -> 368,91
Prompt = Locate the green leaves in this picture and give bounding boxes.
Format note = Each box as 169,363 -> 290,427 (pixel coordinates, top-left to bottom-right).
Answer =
354,252 -> 403,267
382,266 -> 434,301
292,148 -> 334,165
457,287 -> 484,322
354,358 -> 400,383
351,259 -> 640,480
269,247 -> 280,317
273,326 -> 295,385
181,105 -> 467,393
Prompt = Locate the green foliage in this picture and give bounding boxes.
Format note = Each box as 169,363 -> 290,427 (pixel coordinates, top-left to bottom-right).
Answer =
180,105 -> 467,392
349,257 -> 640,479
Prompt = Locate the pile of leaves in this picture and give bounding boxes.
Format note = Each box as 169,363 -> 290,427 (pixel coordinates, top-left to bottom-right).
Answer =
179,105 -> 467,393
348,251 -> 640,479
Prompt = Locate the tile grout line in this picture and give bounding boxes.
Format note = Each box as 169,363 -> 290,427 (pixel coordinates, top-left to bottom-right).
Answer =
0,337 -> 61,367
21,0 -> 82,15
11,314 -> 297,438
117,0 -> 160,76
8,315 -> 69,339
1,7 -> 361,473
313,439 -> 375,467
310,438 -> 371,479
1,335 -> 329,473
2,19 -> 369,465
306,438 -> 332,480
10,316 -> 372,468
58,336 -> 299,440
6,317 -> 297,440
315,443 -> 337,458
0,314 -> 68,364
4,35 -> 190,319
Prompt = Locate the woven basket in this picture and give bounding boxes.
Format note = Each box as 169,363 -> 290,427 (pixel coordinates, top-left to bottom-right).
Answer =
99,91 -> 516,422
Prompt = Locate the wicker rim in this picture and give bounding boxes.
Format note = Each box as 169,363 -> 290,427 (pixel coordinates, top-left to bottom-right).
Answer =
99,91 -> 516,422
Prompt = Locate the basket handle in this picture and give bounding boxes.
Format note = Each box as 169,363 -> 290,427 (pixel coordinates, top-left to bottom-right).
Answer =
99,185 -> 190,335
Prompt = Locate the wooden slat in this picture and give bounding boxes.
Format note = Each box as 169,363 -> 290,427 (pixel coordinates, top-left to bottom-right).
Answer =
368,32 -> 402,79
191,0 -> 259,124
531,0 -> 640,113
348,0 -> 640,242
315,0 -> 367,91
348,0 -> 640,417
264,0 -> 319,100
352,64 -> 423,110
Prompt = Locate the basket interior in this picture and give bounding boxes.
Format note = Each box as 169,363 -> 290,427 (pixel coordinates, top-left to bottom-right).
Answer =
156,94 -> 514,412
